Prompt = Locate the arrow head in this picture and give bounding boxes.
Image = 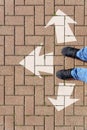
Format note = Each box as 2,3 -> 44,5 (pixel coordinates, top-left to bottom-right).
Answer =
48,83 -> 79,111
65,98 -> 79,108
48,97 -> 79,111
19,44 -> 53,78
48,97 -> 65,111
19,45 -> 42,77
56,9 -> 66,16
19,55 -> 34,74
45,9 -> 77,27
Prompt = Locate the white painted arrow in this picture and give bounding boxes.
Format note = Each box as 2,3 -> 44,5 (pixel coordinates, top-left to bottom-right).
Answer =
45,9 -> 77,43
48,83 -> 79,111
19,44 -> 53,78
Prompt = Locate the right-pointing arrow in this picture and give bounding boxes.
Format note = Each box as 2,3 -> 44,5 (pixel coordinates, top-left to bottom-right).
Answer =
48,83 -> 79,111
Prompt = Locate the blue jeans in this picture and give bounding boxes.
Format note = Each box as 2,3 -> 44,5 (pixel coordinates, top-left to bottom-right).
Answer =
71,47 -> 87,83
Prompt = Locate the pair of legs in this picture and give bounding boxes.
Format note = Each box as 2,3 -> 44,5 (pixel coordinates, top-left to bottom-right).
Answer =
56,47 -> 87,83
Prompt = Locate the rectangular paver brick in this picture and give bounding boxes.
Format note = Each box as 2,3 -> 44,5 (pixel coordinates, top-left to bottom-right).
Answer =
0,26 -> 14,35
0,0 -> 4,5
75,6 -> 84,25
15,66 -> 24,85
75,26 -> 87,36
15,6 -> 34,15
25,0 -> 44,5
84,96 -> 87,105
25,36 -> 44,45
0,85 -> 4,105
35,106 -> 54,115
65,0 -> 84,5
85,0 -> 87,15
65,105 -> 74,116
5,36 -> 14,55
5,0 -> 14,15
65,116 -> 83,126
15,46 -> 34,55
75,127 -> 84,130
0,66 -> 14,75
55,127 -> 73,130
35,26 -> 54,35
65,57 -> 74,69
35,126 -> 44,130
25,96 -> 34,115
76,37 -> 84,45
85,16 -> 87,25
0,6 -> 4,25
25,76 -> 44,86
15,26 -> 24,45
15,106 -> 24,125
0,126 -> 4,130
0,116 -> 3,125
25,16 -> 34,35
0,36 -> 4,45
55,110 -> 64,125
5,116 -> 14,130
5,96 -> 24,105
55,0 -> 64,5
15,126 -> 34,130
5,56 -> 23,65
75,106 -> 87,115
5,76 -> 14,95
85,117 -> 87,129
0,76 -> 4,86
45,76 -> 54,95
45,116 -> 54,130
35,86 -> 44,105
35,6 -> 44,25
15,86 -> 34,95
0,46 -> 4,65
45,0 -> 54,15
0,106 -> 13,115
85,84 -> 87,95
15,0 -> 24,5
75,87 -> 83,105
25,116 -> 44,125
45,36 -> 54,53
85,37 -> 87,46
54,56 -> 64,65
5,16 -> 24,25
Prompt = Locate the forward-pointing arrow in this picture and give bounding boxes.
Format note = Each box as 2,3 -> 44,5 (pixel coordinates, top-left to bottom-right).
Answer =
19,44 -> 53,78
45,9 -> 77,43
48,83 -> 79,111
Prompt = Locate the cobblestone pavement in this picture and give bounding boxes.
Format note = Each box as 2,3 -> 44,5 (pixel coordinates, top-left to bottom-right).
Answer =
0,0 -> 87,130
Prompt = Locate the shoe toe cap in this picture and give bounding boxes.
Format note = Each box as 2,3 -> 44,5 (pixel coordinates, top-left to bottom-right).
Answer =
61,47 -> 69,56
56,70 -> 63,79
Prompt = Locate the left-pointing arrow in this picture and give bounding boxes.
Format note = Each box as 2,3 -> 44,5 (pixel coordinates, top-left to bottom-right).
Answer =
19,43 -> 53,78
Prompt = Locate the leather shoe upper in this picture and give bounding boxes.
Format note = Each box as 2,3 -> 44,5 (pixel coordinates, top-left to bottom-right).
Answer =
62,47 -> 79,58
56,69 -> 73,80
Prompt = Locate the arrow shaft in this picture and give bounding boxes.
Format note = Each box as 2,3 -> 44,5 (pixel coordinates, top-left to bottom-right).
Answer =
36,66 -> 53,74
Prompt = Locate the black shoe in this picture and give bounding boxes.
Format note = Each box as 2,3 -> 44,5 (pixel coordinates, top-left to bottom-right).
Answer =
56,69 -> 74,80
62,47 -> 79,59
